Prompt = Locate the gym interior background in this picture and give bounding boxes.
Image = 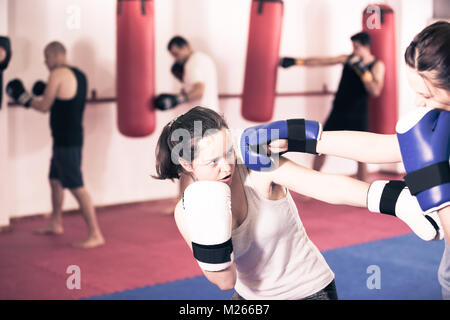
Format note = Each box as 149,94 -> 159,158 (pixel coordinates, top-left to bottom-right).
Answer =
0,0 -> 448,300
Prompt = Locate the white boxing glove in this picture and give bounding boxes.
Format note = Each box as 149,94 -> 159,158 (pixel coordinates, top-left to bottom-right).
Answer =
183,181 -> 234,271
424,211 -> 445,241
367,180 -> 443,241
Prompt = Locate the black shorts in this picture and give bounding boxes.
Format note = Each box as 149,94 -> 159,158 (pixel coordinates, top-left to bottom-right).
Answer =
49,146 -> 84,189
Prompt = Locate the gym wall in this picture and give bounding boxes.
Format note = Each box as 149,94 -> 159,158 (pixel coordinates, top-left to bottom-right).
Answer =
0,0 -> 434,221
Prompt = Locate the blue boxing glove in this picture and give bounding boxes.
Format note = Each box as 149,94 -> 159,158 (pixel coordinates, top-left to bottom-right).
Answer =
239,119 -> 322,171
396,107 -> 450,213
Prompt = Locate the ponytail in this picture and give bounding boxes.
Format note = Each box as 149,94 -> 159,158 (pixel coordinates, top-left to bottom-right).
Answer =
154,123 -> 181,180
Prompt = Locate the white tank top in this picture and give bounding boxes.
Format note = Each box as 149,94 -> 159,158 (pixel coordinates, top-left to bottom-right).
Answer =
232,164 -> 335,299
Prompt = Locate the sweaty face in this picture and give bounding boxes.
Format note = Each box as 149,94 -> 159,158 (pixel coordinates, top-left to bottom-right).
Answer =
406,66 -> 450,111
190,128 -> 236,185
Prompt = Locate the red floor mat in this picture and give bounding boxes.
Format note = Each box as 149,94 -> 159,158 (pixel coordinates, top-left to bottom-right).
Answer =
0,173 -> 412,299
0,200 -> 201,299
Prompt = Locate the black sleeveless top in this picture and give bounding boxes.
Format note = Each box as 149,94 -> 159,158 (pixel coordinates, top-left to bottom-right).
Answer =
50,66 -> 87,147
324,56 -> 377,131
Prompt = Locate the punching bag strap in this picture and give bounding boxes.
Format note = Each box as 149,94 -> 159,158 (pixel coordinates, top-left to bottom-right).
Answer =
117,0 -> 148,16
379,6 -> 394,24
257,0 -> 264,14
140,0 -> 147,15
256,0 -> 283,14
117,0 -> 123,15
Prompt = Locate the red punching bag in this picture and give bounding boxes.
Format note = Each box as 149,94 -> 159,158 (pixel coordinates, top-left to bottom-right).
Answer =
362,4 -> 398,134
242,0 -> 283,122
117,0 -> 156,137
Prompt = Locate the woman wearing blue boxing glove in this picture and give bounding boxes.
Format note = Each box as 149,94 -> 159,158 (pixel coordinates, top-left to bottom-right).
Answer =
269,21 -> 450,299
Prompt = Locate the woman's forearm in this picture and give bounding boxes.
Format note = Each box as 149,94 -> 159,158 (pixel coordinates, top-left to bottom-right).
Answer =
204,263 -> 237,291
314,172 -> 370,207
272,158 -> 369,207
317,131 -> 402,163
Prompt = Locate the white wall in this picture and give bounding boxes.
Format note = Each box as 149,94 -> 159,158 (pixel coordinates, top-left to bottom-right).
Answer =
3,0 -> 434,219
6,0 -> 178,217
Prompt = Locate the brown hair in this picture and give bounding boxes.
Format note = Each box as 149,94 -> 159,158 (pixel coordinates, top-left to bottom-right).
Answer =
154,106 -> 229,180
404,21 -> 450,91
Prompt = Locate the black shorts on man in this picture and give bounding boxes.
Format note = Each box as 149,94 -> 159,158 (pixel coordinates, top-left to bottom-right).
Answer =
49,146 -> 83,189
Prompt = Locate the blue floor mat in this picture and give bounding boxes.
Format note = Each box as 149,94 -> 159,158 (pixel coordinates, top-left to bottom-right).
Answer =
88,234 -> 445,300
323,233 -> 445,300
88,276 -> 234,300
